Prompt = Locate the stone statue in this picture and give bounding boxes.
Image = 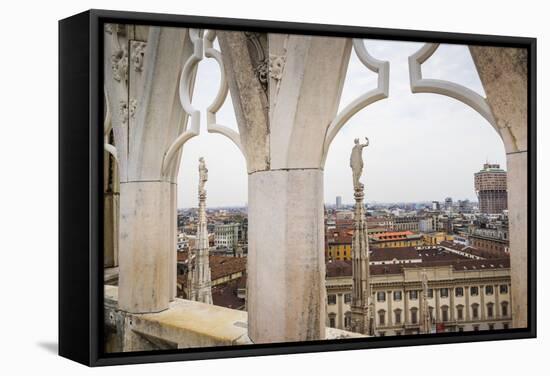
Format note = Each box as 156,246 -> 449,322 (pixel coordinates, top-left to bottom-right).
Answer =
198,157 -> 208,196
350,137 -> 369,190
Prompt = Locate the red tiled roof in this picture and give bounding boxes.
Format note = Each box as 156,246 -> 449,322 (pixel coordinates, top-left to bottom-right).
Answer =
369,247 -> 421,261
212,278 -> 245,310
325,257 -> 510,278
326,229 -> 354,245
440,241 -> 509,259
177,252 -> 247,282
326,260 -> 352,278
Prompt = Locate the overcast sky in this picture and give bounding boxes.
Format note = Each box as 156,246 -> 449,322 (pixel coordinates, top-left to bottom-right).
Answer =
177,38 -> 506,208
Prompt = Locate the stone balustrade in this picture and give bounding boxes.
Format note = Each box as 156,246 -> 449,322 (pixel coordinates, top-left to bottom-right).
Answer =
104,285 -> 365,352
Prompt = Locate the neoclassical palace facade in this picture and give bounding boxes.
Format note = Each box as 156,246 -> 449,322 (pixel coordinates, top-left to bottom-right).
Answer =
326,252 -> 511,336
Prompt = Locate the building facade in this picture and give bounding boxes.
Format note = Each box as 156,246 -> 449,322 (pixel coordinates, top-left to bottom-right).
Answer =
469,230 -> 510,255
214,223 -> 241,250
326,258 -> 511,335
392,216 -> 420,232
369,231 -> 424,248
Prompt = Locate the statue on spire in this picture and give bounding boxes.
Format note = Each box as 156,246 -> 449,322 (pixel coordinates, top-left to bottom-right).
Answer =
350,137 -> 369,190
349,137 -> 373,336
421,270 -> 432,334
188,157 -> 213,305
198,156 -> 208,196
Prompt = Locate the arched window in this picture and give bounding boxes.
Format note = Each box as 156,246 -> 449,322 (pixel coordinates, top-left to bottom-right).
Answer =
344,311 -> 352,329
328,313 -> 336,328
501,301 -> 509,317
378,309 -> 386,326
487,302 -> 494,318
471,303 -> 480,319
394,309 -> 402,324
410,307 -> 419,324
456,304 -> 464,320
441,305 -> 449,322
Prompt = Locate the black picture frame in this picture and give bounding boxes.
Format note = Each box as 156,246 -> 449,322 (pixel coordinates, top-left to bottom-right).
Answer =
59,8 -> 537,367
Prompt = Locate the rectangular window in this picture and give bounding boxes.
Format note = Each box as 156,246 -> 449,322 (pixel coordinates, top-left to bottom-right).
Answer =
329,317 -> 335,328
503,323 -> 509,330
379,311 -> 385,325
427,289 -> 434,298
410,290 -> 418,300
455,287 -> 464,297
458,327 -> 464,332
440,288 -> 449,298
457,306 -> 463,320
470,286 -> 479,296
500,284 -> 509,294
488,323 -> 494,330
377,291 -> 386,302
344,293 -> 351,304
485,285 -> 494,295
472,305 -> 479,319
441,308 -> 448,322
327,294 -> 336,305
393,291 -> 402,301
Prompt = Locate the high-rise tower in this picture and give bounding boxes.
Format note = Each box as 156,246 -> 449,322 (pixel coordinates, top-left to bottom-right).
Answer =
474,163 -> 508,214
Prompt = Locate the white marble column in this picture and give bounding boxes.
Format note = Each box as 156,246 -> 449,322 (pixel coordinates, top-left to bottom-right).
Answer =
219,31 -> 352,342
470,47 -> 529,329
248,169 -> 326,342
105,25 -> 196,314
118,181 -> 172,312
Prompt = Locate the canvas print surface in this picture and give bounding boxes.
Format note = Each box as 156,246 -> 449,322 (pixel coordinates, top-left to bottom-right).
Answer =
102,23 -> 529,353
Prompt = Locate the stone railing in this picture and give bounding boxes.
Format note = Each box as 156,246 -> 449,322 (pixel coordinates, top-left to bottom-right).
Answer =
104,285 -> 365,352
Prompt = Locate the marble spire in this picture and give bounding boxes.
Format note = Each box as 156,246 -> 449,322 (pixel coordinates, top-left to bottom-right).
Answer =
188,157 -> 213,304
421,270 -> 432,334
350,137 -> 373,335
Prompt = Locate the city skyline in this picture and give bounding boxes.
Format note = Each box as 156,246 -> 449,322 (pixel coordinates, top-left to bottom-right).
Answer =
177,197 -> 480,210
177,39 -> 506,208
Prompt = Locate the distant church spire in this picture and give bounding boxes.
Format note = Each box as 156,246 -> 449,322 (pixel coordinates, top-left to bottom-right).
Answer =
188,157 -> 213,304
350,137 -> 373,335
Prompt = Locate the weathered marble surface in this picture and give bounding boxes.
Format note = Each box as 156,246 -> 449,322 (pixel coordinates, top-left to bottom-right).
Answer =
105,25 -> 196,314
470,46 -> 529,329
247,169 -> 326,343
219,33 -> 352,343
105,286 -> 364,352
118,181 -> 172,313
470,46 -> 528,153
